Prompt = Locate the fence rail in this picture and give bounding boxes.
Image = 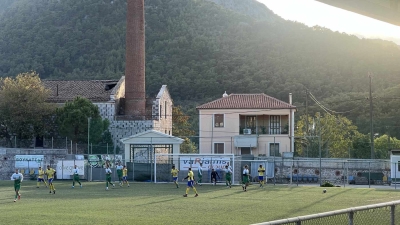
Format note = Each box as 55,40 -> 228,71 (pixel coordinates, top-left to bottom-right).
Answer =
252,200 -> 400,225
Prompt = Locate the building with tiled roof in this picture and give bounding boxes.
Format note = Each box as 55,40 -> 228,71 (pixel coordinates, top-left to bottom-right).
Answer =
43,79 -> 121,103
196,92 -> 296,157
42,77 -> 173,151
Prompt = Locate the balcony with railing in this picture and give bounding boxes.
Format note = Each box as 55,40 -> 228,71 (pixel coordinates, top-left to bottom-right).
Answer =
239,114 -> 289,135
239,125 -> 289,135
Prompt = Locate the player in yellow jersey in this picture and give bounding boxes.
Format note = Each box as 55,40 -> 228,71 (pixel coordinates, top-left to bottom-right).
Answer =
182,168 -> 198,197
258,164 -> 266,188
171,165 -> 179,188
122,165 -> 130,187
46,165 -> 56,194
36,166 -> 48,188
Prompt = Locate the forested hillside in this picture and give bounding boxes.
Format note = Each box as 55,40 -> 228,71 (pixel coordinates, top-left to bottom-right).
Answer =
1,0 -> 400,137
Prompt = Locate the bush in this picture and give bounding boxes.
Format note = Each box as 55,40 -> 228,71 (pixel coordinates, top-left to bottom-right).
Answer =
320,181 -> 334,187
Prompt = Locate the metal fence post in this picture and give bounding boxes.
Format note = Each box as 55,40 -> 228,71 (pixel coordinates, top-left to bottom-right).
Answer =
368,161 -> 371,188
391,205 -> 395,225
349,211 -> 354,225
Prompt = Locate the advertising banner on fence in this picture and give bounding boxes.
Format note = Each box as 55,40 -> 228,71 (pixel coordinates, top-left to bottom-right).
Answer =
56,160 -> 84,179
15,155 -> 44,168
88,155 -> 123,168
179,157 -> 231,171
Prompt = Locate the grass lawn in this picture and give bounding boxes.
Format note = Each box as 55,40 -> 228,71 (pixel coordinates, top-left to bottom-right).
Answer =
1,180 -> 400,225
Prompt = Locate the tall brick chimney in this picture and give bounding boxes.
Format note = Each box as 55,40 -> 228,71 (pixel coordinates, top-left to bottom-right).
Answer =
125,0 -> 146,119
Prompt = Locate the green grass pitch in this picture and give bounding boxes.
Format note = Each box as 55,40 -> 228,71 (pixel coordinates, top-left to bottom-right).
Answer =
1,181 -> 400,225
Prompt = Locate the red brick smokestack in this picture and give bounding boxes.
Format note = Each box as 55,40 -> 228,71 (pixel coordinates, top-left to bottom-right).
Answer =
125,0 -> 146,119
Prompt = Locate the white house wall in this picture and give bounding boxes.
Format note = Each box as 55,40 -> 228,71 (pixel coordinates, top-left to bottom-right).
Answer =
199,108 -> 292,156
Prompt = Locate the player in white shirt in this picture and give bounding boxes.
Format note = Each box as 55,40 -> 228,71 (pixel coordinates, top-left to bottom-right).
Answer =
72,165 -> 82,188
105,165 -> 115,190
116,163 -> 124,186
242,165 -> 250,192
197,163 -> 203,186
11,169 -> 24,202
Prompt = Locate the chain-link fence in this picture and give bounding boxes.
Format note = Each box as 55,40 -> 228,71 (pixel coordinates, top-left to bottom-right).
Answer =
151,154 -> 396,187
154,154 -> 235,184
0,137 -> 117,154
252,200 -> 400,225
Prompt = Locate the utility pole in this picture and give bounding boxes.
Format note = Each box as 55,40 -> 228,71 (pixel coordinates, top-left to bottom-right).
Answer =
369,74 -> 374,159
305,89 -> 309,135
318,114 -> 322,186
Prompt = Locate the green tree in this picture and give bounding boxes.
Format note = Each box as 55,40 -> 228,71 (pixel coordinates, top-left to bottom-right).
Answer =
0,72 -> 55,146
56,97 -> 108,147
374,134 -> 400,159
172,106 -> 197,153
295,113 -> 359,158
351,133 -> 371,159
180,138 -> 198,154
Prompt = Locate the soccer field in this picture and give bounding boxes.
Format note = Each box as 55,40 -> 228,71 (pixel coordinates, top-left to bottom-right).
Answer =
1,181 -> 400,225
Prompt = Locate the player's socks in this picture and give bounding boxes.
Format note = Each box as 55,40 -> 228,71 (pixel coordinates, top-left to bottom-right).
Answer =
192,187 -> 198,194
186,188 -> 189,195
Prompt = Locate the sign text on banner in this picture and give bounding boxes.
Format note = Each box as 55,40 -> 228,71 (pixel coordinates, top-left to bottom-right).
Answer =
179,157 -> 231,171
15,155 -> 44,168
56,160 -> 85,179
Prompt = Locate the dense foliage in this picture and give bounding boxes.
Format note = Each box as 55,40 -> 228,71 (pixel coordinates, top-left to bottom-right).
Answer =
0,72 -> 55,146
1,0 -> 400,147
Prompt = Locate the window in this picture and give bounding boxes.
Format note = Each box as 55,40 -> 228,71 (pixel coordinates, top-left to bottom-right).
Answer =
165,101 -> 167,119
160,104 -> 162,119
214,143 -> 224,154
241,147 -> 251,155
270,115 -> 281,134
269,143 -> 280,156
214,114 -> 224,127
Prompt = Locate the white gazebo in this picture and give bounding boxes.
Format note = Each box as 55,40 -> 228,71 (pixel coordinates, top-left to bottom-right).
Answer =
120,130 -> 184,163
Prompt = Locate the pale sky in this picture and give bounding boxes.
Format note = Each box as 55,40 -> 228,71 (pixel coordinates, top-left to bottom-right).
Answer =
257,0 -> 400,45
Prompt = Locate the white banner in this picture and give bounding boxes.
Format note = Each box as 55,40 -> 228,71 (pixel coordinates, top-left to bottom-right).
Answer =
56,160 -> 85,179
15,155 -> 44,168
179,157 -> 231,171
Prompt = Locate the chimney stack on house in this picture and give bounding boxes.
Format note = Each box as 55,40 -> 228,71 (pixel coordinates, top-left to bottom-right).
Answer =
124,0 -> 146,119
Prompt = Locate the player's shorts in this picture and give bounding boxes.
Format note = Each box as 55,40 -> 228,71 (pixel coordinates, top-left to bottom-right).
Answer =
48,178 -> 54,183
74,175 -> 80,181
14,184 -> 20,191
242,176 -> 249,184
187,180 -> 194,187
173,177 -> 178,181
123,176 -> 128,181
37,178 -> 45,182
259,176 -> 264,181
226,176 -> 231,181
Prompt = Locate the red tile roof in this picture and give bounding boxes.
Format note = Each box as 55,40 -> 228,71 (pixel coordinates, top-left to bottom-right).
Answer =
43,80 -> 119,103
196,93 -> 296,109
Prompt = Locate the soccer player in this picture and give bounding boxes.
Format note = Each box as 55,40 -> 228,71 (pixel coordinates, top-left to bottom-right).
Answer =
227,162 -> 233,171
105,165 -> 115,190
11,169 -> 23,202
197,163 -> 203,186
122,165 -> 130,187
224,165 -> 232,188
258,164 -> 266,188
36,166 -> 48,188
182,168 -> 198,197
171,165 -> 179,188
211,168 -> 220,186
242,165 -> 250,192
46,165 -> 56,194
116,162 -> 123,187
72,165 -> 82,188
